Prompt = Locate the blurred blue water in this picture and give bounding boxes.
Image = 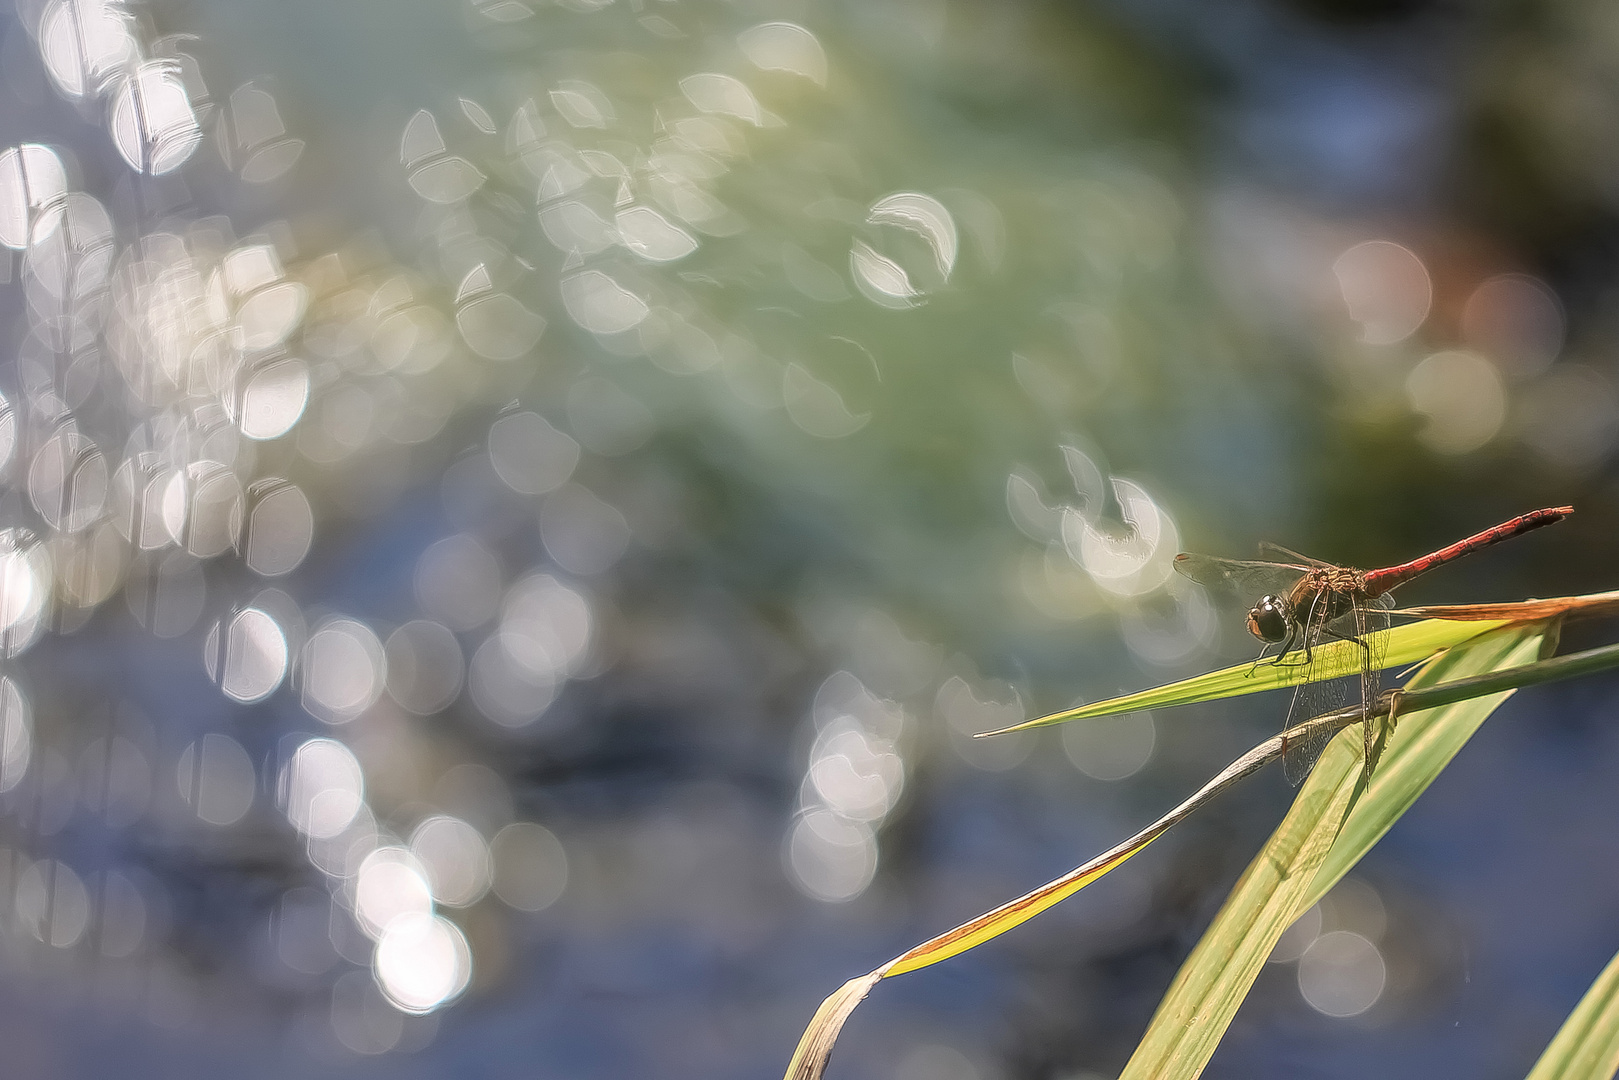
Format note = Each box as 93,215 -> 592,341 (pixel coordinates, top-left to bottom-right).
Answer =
0,0 -> 1614,1077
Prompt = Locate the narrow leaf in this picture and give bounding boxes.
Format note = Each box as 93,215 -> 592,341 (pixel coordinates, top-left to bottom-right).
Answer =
1305,622 -> 1551,903
1397,587 -> 1619,624
983,617 -> 1512,736
1119,621 -> 1552,1080
782,972 -> 884,1080
780,707 -> 1311,1080
1525,947 -> 1619,1080
1117,731 -> 1361,1080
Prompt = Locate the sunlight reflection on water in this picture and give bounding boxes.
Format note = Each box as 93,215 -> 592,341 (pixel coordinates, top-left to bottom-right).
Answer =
0,0 -> 1590,1071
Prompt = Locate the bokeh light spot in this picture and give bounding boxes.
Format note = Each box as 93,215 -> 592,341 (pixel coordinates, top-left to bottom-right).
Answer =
385,620 -> 466,715
96,870 -> 147,958
16,858 -> 90,948
373,911 -> 472,1014
0,529 -> 53,653
0,676 -> 32,793
1333,239 -> 1431,345
108,63 -> 203,175
1461,273 -> 1563,378
353,847 -> 432,939
415,534 -> 503,632
280,738 -> 364,840
487,410 -> 579,495
1298,931 -> 1385,1017
1270,903 -> 1324,964
410,815 -> 492,907
783,363 -> 870,438
176,733 -> 256,826
1517,365 -> 1619,470
274,887 -> 337,975
244,479 -> 314,576
39,0 -> 137,99
680,73 -> 770,126
489,822 -> 568,912
807,721 -> 903,822
29,429 -> 108,534
538,485 -> 629,576
160,462 -> 244,558
850,192 -> 957,308
1061,711 -> 1155,781
1406,350 -> 1505,454
738,23 -> 828,86
330,969 -> 403,1054
302,619 -> 386,722
786,808 -> 877,902
550,80 -> 615,129
0,144 -> 68,250
560,270 -> 649,335
239,356 -> 310,439
400,110 -> 485,203
125,550 -> 205,639
455,265 -> 546,360
616,205 -> 698,262
206,606 -> 289,703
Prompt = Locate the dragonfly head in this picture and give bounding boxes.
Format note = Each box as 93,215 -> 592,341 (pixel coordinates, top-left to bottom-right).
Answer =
1246,595 -> 1290,642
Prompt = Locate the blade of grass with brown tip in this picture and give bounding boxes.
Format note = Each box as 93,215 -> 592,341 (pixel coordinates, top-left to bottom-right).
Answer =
782,972 -> 884,1080
983,618 -> 1512,736
779,712 -> 1331,1080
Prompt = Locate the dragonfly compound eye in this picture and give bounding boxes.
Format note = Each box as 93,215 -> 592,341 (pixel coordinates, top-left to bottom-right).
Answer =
1246,596 -> 1289,642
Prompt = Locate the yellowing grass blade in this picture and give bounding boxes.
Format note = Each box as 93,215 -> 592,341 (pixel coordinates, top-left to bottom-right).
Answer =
1525,947 -> 1619,1080
982,618 -> 1512,736
780,617 -> 1571,1080
781,704 -> 1328,1080
1397,587 -> 1619,624
1118,621 -> 1552,1080
782,972 -> 884,1080
779,840 -> 1168,1080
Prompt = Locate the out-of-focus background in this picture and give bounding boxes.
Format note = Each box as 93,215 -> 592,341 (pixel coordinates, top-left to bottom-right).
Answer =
0,0 -> 1616,1076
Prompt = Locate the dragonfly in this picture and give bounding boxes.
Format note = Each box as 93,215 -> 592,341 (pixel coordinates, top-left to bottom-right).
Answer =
1172,506 -> 1574,785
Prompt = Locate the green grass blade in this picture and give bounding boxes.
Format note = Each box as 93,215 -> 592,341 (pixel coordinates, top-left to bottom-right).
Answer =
1304,622 -> 1552,904
1118,621 -> 1552,1080
1525,948 -> 1619,1080
1116,730 -> 1361,1080
983,618 -> 1513,735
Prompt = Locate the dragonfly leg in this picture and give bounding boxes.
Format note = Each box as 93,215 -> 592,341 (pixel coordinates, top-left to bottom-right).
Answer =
1319,625 -> 1376,708
1320,627 -> 1376,697
1321,624 -> 1372,661
1262,625 -> 1303,669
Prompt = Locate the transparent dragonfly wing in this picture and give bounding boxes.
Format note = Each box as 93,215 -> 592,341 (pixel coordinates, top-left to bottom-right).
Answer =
1277,590 -> 1355,785
1257,541 -> 1333,568
1355,592 -> 1395,780
1278,589 -> 1395,786
1171,553 -> 1309,607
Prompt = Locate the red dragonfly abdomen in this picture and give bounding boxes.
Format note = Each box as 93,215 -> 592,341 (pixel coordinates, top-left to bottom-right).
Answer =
1361,506 -> 1574,597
